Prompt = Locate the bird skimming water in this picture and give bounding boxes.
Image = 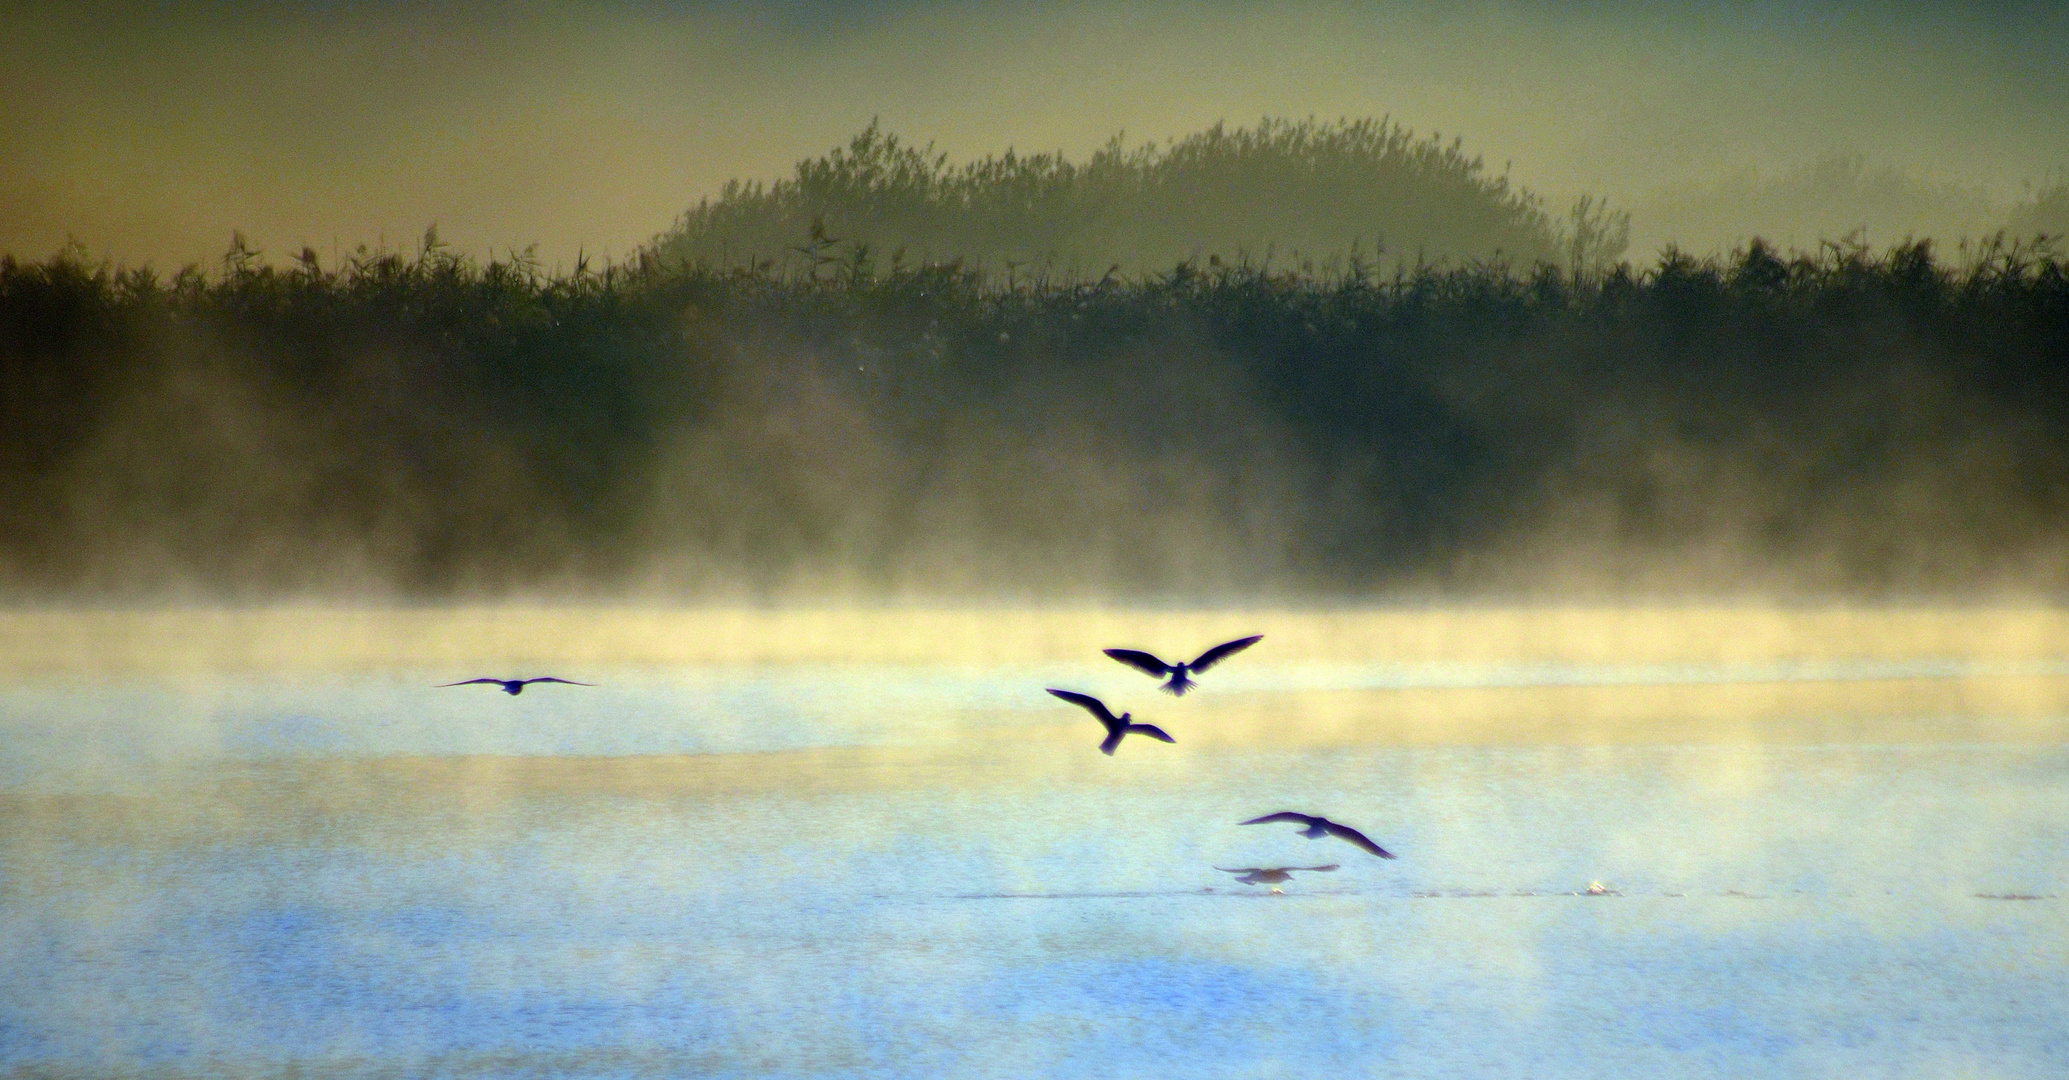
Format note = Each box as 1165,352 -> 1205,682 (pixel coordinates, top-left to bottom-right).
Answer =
1103,635 -> 1262,695
1046,689 -> 1175,755
1240,812 -> 1396,858
438,677 -> 593,696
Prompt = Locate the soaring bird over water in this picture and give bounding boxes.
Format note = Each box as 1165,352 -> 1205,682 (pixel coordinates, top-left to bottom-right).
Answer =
1045,689 -> 1175,755
1240,812 -> 1396,858
1215,864 -> 1339,886
438,677 -> 593,696
1103,635 -> 1262,695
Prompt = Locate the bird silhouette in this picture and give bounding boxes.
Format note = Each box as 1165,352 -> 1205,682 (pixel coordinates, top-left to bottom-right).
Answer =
1215,864 -> 1339,886
1103,634 -> 1261,695
1046,689 -> 1175,755
1240,812 -> 1396,858
437,677 -> 593,696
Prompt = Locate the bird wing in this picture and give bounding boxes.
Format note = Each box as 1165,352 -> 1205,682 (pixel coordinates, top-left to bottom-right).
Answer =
1240,812 -> 1317,826
1103,649 -> 1173,676
1048,688 -> 1119,725
1187,634 -> 1263,673
437,679 -> 505,687
1125,723 -> 1175,744
1214,867 -> 1267,874
1298,865 -> 1341,873
1324,821 -> 1396,859
521,678 -> 594,686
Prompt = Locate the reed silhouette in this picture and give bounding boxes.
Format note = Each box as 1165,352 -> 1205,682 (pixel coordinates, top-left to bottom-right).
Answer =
649,118 -> 1629,280
4,158 -> 2067,600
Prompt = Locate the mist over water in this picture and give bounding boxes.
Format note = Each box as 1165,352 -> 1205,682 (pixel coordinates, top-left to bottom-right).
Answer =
6,224 -> 2069,601
2,610 -> 2065,1077
6,3 -> 2069,1074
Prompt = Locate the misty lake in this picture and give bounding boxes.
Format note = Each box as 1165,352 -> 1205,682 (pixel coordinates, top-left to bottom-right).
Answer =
3,610 -> 2066,1078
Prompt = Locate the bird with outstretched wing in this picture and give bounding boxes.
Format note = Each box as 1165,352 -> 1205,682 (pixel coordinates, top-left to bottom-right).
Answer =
1046,689 -> 1175,755
1103,634 -> 1262,695
437,677 -> 594,696
1240,812 -> 1396,859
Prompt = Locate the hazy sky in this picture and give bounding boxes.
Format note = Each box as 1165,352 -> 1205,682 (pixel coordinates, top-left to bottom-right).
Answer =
6,0 -> 2066,268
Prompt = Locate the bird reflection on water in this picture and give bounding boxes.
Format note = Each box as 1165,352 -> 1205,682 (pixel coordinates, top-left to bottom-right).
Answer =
1215,865 -> 1341,891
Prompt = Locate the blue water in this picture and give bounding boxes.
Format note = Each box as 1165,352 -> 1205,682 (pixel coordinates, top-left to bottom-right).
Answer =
2,664 -> 2066,1078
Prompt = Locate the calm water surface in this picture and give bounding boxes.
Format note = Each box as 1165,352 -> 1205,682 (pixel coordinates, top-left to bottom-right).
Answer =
3,659 -> 2066,1078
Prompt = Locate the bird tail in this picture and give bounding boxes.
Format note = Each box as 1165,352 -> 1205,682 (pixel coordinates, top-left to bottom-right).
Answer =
1099,731 -> 1123,756
1161,675 -> 1192,696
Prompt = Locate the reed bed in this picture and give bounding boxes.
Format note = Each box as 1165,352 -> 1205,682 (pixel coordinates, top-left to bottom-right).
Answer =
2,225 -> 2065,599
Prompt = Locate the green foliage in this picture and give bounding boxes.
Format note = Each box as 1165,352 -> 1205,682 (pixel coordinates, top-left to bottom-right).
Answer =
650,118 -> 1621,279
1,233 -> 2065,597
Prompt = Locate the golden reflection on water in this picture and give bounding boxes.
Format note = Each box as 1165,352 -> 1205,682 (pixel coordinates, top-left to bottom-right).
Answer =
1187,676 -> 2069,747
5,606 -> 2066,858
3,607 -> 2066,753
5,606 -> 2069,674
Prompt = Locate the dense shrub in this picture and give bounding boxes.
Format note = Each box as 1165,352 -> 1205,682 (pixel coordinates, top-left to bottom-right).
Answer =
2,230 -> 2064,599
649,119 -> 1628,279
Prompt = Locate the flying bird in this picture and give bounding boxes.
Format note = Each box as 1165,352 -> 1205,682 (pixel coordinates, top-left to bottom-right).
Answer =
1215,864 -> 1339,886
1046,689 -> 1175,755
1103,634 -> 1262,695
1240,812 -> 1396,859
437,677 -> 593,696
